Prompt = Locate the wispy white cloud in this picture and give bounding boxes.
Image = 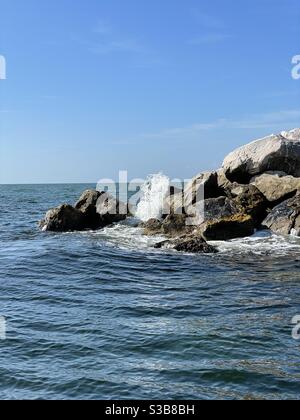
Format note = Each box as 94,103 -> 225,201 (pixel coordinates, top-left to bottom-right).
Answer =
263,90 -> 300,98
84,18 -> 163,69
189,33 -> 232,45
189,9 -> 231,45
244,110 -> 300,127
142,110 -> 300,140
90,39 -> 146,55
93,19 -> 113,35
192,10 -> 225,30
89,19 -> 148,57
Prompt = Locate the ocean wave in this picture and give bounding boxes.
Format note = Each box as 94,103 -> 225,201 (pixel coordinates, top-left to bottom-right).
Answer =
135,173 -> 170,221
82,220 -> 166,252
74,221 -> 300,258
210,230 -> 300,256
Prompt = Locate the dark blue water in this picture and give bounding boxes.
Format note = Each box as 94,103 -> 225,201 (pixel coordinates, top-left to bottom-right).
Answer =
0,184 -> 300,400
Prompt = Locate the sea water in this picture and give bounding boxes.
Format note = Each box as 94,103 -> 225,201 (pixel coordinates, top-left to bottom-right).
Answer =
0,183 -> 300,400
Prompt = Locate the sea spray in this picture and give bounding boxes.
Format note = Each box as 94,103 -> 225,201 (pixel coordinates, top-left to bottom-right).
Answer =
135,173 -> 170,222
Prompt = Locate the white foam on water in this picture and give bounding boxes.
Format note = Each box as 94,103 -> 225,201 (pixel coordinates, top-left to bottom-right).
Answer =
135,173 -> 170,222
210,230 -> 300,256
76,171 -> 300,256
77,225 -> 300,257
87,220 -> 166,251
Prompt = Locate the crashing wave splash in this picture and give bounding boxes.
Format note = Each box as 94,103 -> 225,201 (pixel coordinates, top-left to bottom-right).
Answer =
135,173 -> 170,222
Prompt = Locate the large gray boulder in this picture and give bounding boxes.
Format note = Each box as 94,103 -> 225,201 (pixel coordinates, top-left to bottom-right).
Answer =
185,197 -> 256,240
184,171 -> 223,202
216,169 -> 237,197
74,189 -> 127,229
75,190 -> 103,229
251,172 -> 300,203
262,194 -> 300,236
162,171 -> 224,216
204,196 -> 240,221
199,196 -> 257,240
163,192 -> 186,216
96,192 -> 127,226
232,184 -> 269,226
75,190 -> 101,213
39,205 -> 85,232
145,186 -> 268,241
223,128 -> 300,183
40,190 -> 127,232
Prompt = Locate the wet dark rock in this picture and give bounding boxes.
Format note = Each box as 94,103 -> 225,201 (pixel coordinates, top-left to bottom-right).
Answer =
163,171 -> 224,217
96,192 -> 127,226
39,204 -> 85,232
161,214 -> 189,236
75,189 -> 103,229
262,193 -> 300,236
140,218 -> 162,236
173,237 -> 218,254
154,235 -> 218,254
75,189 -> 101,212
201,214 -> 255,241
203,196 -> 240,221
40,190 -> 127,232
141,215 -> 190,237
233,184 -> 269,226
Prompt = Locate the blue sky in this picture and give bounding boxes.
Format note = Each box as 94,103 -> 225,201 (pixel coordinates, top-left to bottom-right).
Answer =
0,0 -> 299,183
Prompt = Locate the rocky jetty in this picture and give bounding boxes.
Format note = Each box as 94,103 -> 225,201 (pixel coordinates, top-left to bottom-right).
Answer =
40,128 -> 300,253
40,190 -> 127,232
142,128 -> 300,252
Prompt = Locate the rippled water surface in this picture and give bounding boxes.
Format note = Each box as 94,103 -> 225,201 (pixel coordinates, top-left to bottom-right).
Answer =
0,184 -> 300,400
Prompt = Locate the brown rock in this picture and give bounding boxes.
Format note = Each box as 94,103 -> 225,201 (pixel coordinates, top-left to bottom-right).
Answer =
154,235 -> 218,254
75,189 -> 103,229
233,184 -> 269,226
163,171 -> 224,217
162,214 -> 189,236
251,172 -> 300,203
140,218 -> 162,235
201,214 -> 255,241
40,190 -> 127,232
39,204 -> 85,232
